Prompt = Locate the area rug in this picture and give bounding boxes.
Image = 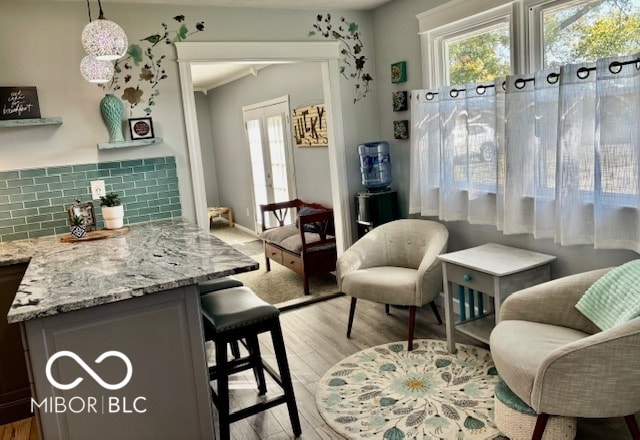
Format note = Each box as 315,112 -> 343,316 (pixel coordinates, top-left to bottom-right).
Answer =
316,339 -> 504,439
209,221 -> 341,307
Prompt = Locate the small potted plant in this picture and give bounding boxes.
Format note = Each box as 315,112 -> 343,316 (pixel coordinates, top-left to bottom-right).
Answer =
69,214 -> 87,239
100,192 -> 124,230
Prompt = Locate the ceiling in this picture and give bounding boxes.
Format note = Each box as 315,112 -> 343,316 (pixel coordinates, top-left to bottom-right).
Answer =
53,0 -> 392,10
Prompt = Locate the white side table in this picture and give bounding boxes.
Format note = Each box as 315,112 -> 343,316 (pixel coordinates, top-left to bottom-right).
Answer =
438,243 -> 556,353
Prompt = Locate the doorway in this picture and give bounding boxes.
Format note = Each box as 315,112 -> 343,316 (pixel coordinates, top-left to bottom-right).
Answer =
176,41 -> 352,254
243,95 -> 296,230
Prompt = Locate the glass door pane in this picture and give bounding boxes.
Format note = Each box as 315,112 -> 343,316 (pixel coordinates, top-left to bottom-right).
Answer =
246,118 -> 269,223
267,114 -> 290,203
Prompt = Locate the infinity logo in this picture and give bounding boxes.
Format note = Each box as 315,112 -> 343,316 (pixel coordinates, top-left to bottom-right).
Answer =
45,351 -> 133,391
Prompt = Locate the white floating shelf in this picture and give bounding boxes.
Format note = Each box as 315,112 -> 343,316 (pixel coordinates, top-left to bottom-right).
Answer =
97,137 -> 163,150
0,117 -> 63,127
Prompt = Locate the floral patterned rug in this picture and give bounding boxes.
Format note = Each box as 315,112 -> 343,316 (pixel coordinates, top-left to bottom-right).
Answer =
316,339 -> 505,439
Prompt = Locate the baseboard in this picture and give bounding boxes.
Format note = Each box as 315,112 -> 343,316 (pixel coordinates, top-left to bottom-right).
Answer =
233,222 -> 259,238
212,219 -> 259,238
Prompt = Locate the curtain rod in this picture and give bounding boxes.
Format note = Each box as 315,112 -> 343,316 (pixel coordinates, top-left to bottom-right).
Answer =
421,57 -> 640,101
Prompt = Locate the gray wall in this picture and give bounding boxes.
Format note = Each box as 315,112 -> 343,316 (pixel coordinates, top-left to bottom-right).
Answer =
370,0 -> 638,277
195,92 -> 220,208
0,2 -> 379,231
205,62 -> 332,231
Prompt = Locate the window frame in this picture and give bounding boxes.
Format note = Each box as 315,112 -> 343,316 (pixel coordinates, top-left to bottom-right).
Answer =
418,0 -> 523,88
418,0 -> 618,88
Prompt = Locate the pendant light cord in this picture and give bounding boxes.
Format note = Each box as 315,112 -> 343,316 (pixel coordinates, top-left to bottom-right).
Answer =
86,0 -> 92,22
97,0 -> 105,19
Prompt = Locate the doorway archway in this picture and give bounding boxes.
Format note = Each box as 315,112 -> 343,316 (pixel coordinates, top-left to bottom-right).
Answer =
176,41 -> 351,253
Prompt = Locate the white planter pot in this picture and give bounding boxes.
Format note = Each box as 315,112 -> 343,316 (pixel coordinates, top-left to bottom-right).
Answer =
102,205 -> 124,230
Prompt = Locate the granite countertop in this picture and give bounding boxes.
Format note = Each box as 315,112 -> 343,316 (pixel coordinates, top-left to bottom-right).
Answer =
6,218 -> 258,323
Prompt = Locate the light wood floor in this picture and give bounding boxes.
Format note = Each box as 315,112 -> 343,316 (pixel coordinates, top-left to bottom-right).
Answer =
2,295 -> 636,439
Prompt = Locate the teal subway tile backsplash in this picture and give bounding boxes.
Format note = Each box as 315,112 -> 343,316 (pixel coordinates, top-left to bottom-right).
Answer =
0,156 -> 181,242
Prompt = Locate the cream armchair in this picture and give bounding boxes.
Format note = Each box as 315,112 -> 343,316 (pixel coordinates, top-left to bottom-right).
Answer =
337,219 -> 448,351
489,268 -> 640,439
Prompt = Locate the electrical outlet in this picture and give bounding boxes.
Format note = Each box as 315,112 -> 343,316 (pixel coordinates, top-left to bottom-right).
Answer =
90,180 -> 106,200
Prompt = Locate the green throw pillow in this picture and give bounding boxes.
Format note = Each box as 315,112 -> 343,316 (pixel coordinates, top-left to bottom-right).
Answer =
575,259 -> 640,330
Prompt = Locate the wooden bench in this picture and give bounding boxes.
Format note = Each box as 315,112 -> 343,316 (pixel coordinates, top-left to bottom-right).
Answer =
259,199 -> 336,295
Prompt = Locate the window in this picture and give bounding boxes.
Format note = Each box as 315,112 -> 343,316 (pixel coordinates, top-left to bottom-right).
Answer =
445,22 -> 511,85
419,0 -> 640,86
536,0 -> 640,69
414,0 -> 640,252
423,3 -> 517,87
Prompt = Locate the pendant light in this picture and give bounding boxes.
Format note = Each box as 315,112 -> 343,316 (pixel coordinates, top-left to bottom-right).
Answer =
81,0 -> 128,61
80,55 -> 114,83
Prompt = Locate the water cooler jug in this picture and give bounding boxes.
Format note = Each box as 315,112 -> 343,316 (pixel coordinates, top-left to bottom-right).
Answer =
358,141 -> 392,191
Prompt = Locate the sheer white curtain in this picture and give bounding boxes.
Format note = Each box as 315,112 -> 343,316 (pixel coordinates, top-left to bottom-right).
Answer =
410,54 -> 640,253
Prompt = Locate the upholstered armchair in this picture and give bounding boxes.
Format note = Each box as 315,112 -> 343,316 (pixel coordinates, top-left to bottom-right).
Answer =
336,219 -> 449,351
489,268 -> 640,439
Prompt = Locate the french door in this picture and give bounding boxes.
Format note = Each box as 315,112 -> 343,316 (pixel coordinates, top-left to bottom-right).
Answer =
242,96 -> 296,230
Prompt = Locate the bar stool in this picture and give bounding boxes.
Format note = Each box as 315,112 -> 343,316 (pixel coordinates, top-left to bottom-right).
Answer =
199,276 -> 245,359
200,286 -> 301,440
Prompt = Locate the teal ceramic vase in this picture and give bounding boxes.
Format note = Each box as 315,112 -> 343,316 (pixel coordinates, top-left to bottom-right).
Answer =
100,94 -> 125,143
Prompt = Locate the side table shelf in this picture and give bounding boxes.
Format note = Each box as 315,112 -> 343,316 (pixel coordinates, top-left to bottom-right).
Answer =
0,117 -> 63,127
98,137 -> 163,150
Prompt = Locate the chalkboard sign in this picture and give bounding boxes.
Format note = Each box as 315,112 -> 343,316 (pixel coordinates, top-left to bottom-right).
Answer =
0,87 -> 41,120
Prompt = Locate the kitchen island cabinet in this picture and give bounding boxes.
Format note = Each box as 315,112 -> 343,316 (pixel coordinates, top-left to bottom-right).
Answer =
0,262 -> 29,425
4,218 -> 258,440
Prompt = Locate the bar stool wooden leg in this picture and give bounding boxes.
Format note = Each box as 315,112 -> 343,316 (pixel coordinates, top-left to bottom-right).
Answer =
245,334 -> 267,395
215,338 -> 231,440
270,320 -> 302,436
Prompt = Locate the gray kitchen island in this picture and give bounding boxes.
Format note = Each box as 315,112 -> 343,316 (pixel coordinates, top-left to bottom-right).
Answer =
4,218 -> 258,440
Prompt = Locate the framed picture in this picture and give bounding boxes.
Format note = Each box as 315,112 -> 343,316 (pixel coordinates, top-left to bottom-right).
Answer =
393,120 -> 409,140
391,61 -> 407,84
392,91 -> 408,112
128,117 -> 155,140
67,200 -> 96,231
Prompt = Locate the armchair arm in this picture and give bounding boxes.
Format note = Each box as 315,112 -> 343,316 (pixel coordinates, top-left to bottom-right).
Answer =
532,317 -> 640,418
336,227 -> 388,290
499,268 -> 612,334
416,228 -> 448,305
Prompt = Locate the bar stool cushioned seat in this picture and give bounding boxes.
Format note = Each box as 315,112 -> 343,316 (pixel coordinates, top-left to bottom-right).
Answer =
200,286 -> 301,440
198,276 -> 243,295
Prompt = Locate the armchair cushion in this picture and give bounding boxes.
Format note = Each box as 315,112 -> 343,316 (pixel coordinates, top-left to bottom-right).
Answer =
576,259 -> 640,330
340,266 -> 418,305
490,320 -> 588,407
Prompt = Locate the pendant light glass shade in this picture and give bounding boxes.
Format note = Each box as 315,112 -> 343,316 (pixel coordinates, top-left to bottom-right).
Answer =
80,55 -> 114,83
81,17 -> 128,61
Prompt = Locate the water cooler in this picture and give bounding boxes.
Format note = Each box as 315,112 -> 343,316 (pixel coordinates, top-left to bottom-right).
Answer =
355,141 -> 399,237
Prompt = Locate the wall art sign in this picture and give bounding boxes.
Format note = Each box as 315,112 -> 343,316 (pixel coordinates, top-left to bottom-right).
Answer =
391,61 -> 407,84
128,117 -> 155,140
0,87 -> 41,120
292,104 -> 328,147
392,91 -> 408,112
393,120 -> 409,140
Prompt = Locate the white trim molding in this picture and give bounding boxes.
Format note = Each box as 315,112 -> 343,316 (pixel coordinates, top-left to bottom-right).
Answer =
175,41 -> 352,253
